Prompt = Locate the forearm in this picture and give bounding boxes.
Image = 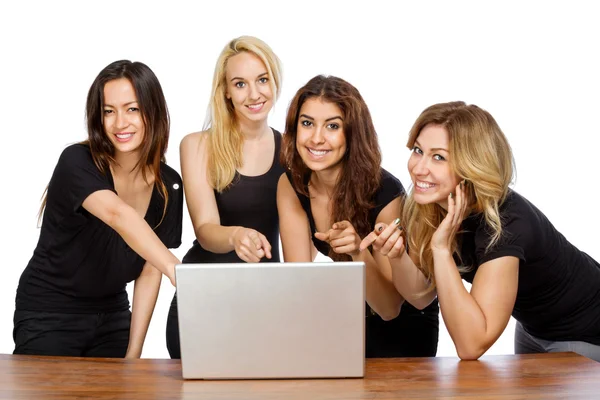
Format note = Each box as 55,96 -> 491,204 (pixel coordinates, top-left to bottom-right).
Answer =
126,267 -> 162,358
433,249 -> 490,359
196,223 -> 241,254
390,255 -> 436,309
355,251 -> 404,321
111,206 -> 179,282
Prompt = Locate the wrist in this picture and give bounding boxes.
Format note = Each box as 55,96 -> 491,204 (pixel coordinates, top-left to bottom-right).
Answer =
125,347 -> 142,359
431,247 -> 453,260
168,264 -> 177,286
352,249 -> 367,261
229,226 -> 242,247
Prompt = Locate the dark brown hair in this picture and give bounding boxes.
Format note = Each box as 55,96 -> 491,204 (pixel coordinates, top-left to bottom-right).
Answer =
39,60 -> 170,225
281,75 -> 382,261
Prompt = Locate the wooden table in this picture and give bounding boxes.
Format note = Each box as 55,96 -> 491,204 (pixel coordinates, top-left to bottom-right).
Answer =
0,352 -> 598,399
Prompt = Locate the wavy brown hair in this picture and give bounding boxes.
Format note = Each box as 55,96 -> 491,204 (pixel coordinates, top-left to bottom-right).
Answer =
39,60 -> 170,226
281,75 -> 382,261
403,101 -> 515,290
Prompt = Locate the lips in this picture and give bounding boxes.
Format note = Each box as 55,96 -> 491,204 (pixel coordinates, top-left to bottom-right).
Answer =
246,102 -> 266,112
307,147 -> 331,158
414,180 -> 436,192
115,132 -> 134,142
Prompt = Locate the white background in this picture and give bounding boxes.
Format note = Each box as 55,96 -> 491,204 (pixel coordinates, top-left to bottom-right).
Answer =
1,1 -> 599,359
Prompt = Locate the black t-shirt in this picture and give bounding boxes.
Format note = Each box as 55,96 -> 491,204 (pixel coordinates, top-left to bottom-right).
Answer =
16,143 -> 183,313
183,129 -> 284,264
460,190 -> 600,344
289,168 -> 440,357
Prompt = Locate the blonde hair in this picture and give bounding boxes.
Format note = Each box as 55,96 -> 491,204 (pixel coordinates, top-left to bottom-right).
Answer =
205,36 -> 282,192
403,101 -> 515,291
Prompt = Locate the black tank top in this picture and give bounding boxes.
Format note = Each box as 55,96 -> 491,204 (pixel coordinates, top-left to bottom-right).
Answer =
183,129 -> 284,263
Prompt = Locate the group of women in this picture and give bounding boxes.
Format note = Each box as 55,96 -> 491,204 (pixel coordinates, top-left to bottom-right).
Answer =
13,36 -> 600,362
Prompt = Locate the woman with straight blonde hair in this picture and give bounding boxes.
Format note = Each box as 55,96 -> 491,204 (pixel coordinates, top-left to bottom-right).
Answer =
361,101 -> 600,361
166,36 -> 285,358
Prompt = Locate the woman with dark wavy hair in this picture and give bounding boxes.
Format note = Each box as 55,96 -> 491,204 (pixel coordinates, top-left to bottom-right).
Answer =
277,75 -> 439,357
13,60 -> 183,358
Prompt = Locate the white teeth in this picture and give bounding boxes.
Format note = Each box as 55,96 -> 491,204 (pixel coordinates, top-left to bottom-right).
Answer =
416,181 -> 435,188
116,133 -> 133,139
247,103 -> 264,110
308,148 -> 328,156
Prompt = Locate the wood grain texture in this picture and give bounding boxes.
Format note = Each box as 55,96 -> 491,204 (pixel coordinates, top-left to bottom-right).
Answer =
0,352 -> 598,399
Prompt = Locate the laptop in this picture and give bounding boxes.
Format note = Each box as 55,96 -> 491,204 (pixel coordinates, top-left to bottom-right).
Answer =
175,262 -> 365,380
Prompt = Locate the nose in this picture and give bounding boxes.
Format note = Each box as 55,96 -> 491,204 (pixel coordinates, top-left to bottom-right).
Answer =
411,155 -> 430,176
310,125 -> 325,144
248,83 -> 260,101
115,111 -> 128,130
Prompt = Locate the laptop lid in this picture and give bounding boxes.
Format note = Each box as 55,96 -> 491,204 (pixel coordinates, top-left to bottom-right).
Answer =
175,262 -> 365,379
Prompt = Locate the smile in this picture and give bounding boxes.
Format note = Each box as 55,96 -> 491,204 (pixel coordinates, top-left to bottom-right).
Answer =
115,132 -> 134,142
246,102 -> 266,111
415,180 -> 436,192
307,148 -> 331,157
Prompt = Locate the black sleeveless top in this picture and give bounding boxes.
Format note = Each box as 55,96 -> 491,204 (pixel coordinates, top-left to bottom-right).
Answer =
288,168 -> 440,357
183,129 -> 284,264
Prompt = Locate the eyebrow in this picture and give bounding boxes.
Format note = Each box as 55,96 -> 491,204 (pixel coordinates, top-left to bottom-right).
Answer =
230,72 -> 268,82
299,114 -> 343,122
104,101 -> 138,108
414,140 -> 448,152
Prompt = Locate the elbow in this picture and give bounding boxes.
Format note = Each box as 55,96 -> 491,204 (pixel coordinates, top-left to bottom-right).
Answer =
456,344 -> 487,361
105,202 -> 129,231
379,311 -> 400,322
410,298 -> 433,311
195,224 -> 212,246
378,301 -> 403,322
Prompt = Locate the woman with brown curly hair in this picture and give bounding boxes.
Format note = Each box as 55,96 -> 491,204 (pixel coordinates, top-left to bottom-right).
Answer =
277,75 -> 439,357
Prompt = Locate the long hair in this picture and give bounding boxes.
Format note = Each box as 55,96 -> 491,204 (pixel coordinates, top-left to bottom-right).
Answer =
403,101 -> 515,290
205,36 -> 282,192
281,75 -> 382,261
39,60 -> 170,225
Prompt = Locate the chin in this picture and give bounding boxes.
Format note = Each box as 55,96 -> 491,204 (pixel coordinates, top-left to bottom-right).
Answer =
412,192 -> 437,205
115,144 -> 142,154
244,113 -> 268,123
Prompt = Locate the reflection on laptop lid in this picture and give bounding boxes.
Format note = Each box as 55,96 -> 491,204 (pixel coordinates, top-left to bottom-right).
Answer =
176,262 -> 365,380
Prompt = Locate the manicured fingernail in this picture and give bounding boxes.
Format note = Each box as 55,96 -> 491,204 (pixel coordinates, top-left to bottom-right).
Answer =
450,192 -> 454,199
393,218 -> 401,226
378,226 -> 383,232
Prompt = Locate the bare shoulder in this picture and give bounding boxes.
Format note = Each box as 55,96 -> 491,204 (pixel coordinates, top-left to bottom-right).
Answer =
180,130 -> 209,154
277,172 -> 293,194
180,131 -> 208,148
